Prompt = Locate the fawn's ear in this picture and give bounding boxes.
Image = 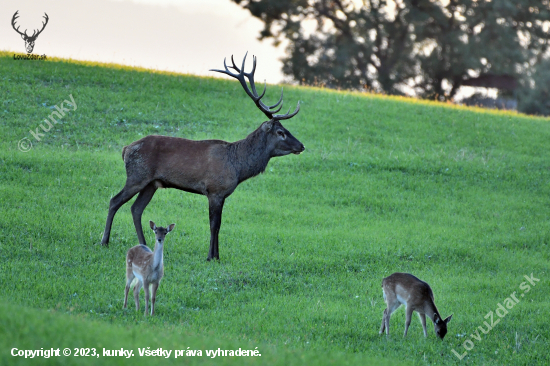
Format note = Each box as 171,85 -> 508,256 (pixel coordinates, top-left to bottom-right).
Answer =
444,315 -> 453,324
149,221 -> 156,230
167,223 -> 175,233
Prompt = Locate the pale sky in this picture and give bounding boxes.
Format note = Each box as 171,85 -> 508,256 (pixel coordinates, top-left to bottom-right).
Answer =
1,0 -> 493,99
1,0 -> 286,83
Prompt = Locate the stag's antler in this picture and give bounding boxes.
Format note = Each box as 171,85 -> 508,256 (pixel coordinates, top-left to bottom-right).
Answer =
211,53 -> 300,121
11,11 -> 49,40
11,11 -> 25,37
29,13 -> 49,40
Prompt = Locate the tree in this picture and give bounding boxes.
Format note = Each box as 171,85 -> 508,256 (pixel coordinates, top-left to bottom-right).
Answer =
517,57 -> 550,115
232,0 -> 550,101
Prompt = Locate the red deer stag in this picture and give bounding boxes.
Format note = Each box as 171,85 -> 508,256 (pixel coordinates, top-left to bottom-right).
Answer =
101,53 -> 305,260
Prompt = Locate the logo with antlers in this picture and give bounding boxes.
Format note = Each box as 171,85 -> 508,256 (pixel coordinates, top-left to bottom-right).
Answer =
12,11 -> 49,54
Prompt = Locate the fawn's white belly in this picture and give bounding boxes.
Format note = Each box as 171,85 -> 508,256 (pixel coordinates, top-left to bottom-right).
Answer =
133,270 -> 144,284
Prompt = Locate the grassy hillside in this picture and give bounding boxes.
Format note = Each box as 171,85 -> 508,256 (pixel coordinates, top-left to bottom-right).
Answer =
0,50 -> 549,365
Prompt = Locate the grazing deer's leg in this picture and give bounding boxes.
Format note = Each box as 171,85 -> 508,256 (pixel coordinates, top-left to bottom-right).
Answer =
150,282 -> 159,316
207,195 -> 225,261
131,183 -> 157,245
384,300 -> 400,336
404,306 -> 414,337
384,309 -> 391,335
380,308 -> 387,335
143,281 -> 151,316
133,280 -> 142,311
101,184 -> 143,246
419,313 -> 427,337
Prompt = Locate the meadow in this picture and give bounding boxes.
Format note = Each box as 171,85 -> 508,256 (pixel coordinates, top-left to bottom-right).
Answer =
0,50 -> 549,365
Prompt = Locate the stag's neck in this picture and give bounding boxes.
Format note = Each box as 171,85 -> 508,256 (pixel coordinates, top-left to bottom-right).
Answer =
230,127 -> 271,183
152,243 -> 164,270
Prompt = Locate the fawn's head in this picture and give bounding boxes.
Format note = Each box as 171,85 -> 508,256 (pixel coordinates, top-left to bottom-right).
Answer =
149,221 -> 175,246
434,313 -> 453,339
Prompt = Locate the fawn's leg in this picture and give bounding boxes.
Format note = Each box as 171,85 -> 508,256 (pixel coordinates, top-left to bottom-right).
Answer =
133,280 -> 142,311
123,269 -> 135,309
150,282 -> 159,316
143,282 -> 151,316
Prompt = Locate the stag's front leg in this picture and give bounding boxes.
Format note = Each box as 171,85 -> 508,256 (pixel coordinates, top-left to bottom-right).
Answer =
207,195 -> 225,261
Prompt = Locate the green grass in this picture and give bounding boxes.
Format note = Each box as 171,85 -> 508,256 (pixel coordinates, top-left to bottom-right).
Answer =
1,50 -> 549,365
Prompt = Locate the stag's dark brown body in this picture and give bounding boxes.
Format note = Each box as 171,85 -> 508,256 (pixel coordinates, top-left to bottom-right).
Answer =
101,54 -> 304,260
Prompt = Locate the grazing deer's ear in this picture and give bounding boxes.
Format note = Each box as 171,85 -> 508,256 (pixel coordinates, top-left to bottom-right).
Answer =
434,313 -> 441,324
167,224 -> 175,233
261,121 -> 273,132
149,221 -> 156,230
444,315 -> 453,323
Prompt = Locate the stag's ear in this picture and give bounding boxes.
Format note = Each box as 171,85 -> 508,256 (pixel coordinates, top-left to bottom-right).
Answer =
261,121 -> 273,132
20,34 -> 26,40
149,221 -> 156,230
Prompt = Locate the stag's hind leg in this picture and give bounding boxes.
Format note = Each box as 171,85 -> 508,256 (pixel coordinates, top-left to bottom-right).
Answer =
102,180 -> 152,246
131,182 -> 157,245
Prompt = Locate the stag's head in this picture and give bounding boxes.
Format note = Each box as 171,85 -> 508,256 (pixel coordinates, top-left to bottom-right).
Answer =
211,53 -> 305,157
260,120 -> 304,157
12,11 -> 49,54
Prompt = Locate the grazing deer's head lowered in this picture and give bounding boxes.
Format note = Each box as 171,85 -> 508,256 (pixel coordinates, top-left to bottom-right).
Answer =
12,11 -> 49,54
380,273 -> 452,339
102,54 -> 304,261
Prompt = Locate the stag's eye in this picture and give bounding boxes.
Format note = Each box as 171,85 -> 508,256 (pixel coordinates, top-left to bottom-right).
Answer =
276,130 -> 286,138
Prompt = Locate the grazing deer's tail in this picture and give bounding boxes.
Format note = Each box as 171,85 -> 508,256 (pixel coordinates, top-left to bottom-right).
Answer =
122,145 -> 128,162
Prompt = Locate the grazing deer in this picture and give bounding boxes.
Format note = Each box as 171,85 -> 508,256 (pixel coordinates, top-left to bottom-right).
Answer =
101,53 -> 305,261
124,221 -> 174,316
380,272 -> 452,339
11,11 -> 49,54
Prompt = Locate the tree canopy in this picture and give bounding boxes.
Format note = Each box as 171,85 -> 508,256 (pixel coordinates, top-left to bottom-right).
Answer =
232,0 -> 550,108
